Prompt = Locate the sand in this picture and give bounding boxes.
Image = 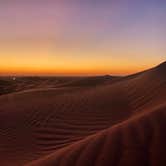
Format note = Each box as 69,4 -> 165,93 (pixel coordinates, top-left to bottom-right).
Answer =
0,62 -> 166,166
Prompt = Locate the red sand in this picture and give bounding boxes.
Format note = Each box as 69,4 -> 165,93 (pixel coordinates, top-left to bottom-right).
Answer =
0,62 -> 166,166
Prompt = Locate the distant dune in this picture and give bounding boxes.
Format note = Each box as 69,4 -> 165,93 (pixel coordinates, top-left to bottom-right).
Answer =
0,62 -> 166,166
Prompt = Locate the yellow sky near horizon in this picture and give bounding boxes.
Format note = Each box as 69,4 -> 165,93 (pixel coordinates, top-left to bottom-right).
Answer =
0,49 -> 162,76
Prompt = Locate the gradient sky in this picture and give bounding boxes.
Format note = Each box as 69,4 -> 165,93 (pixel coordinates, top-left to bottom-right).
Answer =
0,0 -> 166,76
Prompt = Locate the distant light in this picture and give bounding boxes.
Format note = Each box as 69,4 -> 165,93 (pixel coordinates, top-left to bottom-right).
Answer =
12,77 -> 16,81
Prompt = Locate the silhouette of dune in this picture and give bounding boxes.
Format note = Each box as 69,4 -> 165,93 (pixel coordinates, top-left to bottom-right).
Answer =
0,62 -> 166,166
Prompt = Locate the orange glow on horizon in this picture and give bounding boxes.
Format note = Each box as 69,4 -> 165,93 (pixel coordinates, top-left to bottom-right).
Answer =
0,63 -> 154,76
0,44 -> 162,76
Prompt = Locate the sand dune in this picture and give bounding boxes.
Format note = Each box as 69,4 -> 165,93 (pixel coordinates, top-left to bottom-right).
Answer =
27,103 -> 166,166
0,62 -> 166,166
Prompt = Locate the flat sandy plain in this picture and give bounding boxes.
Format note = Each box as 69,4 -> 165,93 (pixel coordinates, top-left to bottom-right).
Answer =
0,62 -> 166,166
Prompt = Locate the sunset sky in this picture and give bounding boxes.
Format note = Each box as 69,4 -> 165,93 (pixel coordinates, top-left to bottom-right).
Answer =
0,0 -> 165,76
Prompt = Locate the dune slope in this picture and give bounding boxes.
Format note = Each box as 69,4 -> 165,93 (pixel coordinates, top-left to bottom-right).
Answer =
27,103 -> 166,166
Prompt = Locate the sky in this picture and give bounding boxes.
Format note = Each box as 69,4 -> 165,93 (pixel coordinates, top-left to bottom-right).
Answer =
0,0 -> 166,76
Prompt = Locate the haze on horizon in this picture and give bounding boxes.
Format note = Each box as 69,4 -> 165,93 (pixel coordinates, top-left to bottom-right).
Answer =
0,0 -> 166,76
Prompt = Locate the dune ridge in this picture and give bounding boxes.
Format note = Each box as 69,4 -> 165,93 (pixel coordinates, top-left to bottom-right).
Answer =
27,103 -> 166,166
